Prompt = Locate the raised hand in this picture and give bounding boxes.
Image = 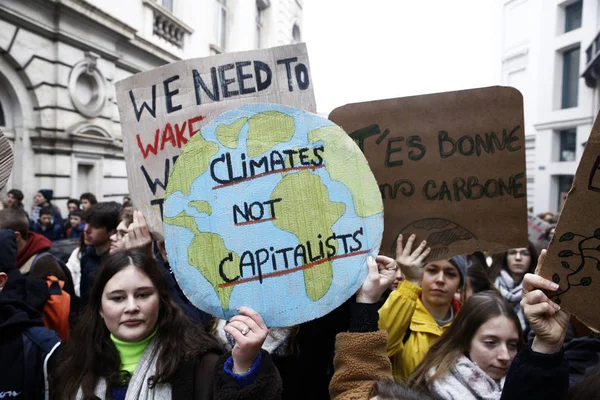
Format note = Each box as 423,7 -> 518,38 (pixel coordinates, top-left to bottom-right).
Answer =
224,307 -> 269,374
123,210 -> 153,256
522,250 -> 570,354
356,255 -> 397,303
395,234 -> 431,283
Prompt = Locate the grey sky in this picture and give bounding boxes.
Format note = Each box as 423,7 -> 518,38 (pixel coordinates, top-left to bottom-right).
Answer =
304,0 -> 499,114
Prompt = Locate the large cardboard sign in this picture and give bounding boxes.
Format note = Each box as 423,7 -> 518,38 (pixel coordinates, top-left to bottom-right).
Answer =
116,44 -> 316,237
540,111 -> 600,332
163,104 -> 383,327
329,87 -> 528,260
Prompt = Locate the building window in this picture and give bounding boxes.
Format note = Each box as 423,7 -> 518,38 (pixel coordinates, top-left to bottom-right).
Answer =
0,100 -> 5,127
159,0 -> 173,13
559,129 -> 577,161
557,175 -> 574,210
561,46 -> 580,109
565,0 -> 582,33
215,0 -> 227,50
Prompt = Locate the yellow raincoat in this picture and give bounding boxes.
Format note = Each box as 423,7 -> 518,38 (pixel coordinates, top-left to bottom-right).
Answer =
378,280 -> 461,381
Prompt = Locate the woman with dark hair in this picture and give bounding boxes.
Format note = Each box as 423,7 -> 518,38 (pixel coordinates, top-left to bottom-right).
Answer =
52,250 -> 281,399
460,263 -> 498,303
488,242 -> 538,330
408,291 -> 523,399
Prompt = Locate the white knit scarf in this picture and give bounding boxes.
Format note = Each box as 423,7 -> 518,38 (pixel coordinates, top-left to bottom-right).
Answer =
494,270 -> 527,330
76,336 -> 172,400
427,355 -> 505,400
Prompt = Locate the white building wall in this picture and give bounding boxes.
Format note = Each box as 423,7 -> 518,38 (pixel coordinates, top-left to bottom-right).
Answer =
499,0 -> 600,214
0,0 -> 303,216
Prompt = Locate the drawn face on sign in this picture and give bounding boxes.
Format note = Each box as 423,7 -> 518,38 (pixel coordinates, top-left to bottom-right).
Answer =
163,104 -> 383,327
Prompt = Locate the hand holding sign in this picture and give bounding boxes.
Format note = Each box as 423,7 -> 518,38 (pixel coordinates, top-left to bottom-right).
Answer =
355,256 -> 397,304
224,307 -> 269,374
123,211 -> 153,257
521,253 -> 570,354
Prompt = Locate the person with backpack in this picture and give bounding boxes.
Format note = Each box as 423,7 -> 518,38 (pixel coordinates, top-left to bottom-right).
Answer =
0,208 -> 60,275
0,229 -> 61,399
0,208 -> 76,340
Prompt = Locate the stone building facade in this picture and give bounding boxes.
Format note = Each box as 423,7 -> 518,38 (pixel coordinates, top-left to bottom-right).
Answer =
0,0 -> 304,214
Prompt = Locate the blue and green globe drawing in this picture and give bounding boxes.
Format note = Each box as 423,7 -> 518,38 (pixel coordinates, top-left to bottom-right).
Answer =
164,103 -> 383,327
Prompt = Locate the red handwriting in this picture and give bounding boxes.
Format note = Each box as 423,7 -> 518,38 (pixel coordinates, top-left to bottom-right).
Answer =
136,115 -> 204,159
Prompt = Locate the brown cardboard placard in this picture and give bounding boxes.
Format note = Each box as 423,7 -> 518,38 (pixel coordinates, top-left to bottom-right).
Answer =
115,44 -> 316,237
329,86 -> 528,260
540,111 -> 600,332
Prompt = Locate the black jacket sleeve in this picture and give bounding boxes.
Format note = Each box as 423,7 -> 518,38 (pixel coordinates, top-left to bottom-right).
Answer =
214,350 -> 282,400
501,344 -> 569,400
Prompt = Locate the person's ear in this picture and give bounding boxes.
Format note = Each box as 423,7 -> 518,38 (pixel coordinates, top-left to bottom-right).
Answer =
0,272 -> 8,292
99,307 -> 104,319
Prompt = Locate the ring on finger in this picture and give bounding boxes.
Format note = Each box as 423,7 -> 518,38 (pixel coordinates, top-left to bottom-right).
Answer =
241,326 -> 250,335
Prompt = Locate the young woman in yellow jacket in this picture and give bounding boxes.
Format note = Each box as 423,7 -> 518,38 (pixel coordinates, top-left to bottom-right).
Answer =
378,234 -> 467,382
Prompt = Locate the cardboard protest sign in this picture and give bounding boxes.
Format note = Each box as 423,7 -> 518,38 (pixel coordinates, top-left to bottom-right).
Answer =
115,44 -> 316,237
329,87 -> 528,261
0,131 -> 13,191
528,212 -> 553,253
540,111 -> 600,332
163,104 -> 383,327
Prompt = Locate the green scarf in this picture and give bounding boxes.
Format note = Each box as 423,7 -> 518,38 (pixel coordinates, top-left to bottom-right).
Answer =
110,327 -> 158,375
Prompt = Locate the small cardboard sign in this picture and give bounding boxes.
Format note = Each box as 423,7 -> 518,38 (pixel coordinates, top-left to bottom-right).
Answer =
163,104 -> 383,327
540,111 -> 600,332
329,87 -> 528,260
528,212 -> 552,253
115,44 -> 316,237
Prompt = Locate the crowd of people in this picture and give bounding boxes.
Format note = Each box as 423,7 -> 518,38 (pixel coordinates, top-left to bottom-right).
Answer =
0,187 -> 598,400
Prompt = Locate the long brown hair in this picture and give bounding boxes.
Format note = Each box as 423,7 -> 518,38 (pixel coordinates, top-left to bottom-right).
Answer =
52,250 -> 217,399
487,241 -> 538,282
408,291 -> 523,389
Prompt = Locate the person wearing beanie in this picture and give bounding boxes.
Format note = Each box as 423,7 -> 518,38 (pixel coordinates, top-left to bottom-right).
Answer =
378,234 -> 465,382
31,188 -> 63,227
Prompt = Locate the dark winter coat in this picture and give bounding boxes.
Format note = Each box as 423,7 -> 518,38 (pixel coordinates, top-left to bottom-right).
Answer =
32,220 -> 65,241
170,349 -> 282,400
501,343 -> 569,400
0,229 -> 60,400
79,245 -> 108,309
